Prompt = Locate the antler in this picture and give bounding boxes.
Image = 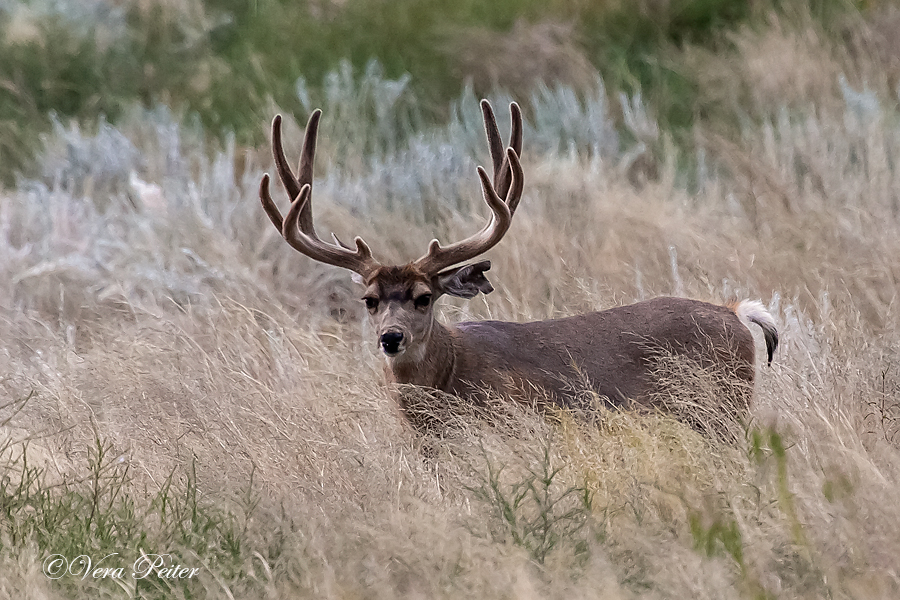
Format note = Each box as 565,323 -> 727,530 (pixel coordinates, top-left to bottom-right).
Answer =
481,99 -> 523,211
413,100 -> 524,275
259,111 -> 381,277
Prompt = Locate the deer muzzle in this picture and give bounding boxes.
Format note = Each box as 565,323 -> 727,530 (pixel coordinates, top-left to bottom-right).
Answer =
379,330 -> 406,356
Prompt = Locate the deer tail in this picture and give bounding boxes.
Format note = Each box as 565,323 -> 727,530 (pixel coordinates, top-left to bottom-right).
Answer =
729,299 -> 779,365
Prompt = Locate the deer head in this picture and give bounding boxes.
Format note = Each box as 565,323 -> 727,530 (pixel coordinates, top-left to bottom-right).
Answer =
259,101 -> 523,364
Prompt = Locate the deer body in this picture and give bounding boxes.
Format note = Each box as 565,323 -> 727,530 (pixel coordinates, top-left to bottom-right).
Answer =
257,101 -> 778,430
384,296 -> 763,409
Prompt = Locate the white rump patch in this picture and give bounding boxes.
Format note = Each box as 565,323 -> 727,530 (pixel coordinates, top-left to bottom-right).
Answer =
734,300 -> 776,331
733,299 -> 779,364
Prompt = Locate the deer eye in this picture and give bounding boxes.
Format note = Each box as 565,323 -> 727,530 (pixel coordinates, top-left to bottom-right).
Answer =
363,297 -> 379,311
414,294 -> 432,309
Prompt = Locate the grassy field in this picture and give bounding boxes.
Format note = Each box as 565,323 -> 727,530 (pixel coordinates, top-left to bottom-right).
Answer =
2,1 -> 900,599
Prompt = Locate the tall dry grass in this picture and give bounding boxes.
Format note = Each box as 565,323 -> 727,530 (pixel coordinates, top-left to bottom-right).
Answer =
1,56 -> 899,598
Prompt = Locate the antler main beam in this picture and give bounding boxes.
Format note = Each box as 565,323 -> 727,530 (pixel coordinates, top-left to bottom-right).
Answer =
259,111 -> 381,277
413,100 -> 525,275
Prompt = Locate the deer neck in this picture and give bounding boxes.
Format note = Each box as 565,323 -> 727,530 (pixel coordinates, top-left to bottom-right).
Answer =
384,320 -> 457,391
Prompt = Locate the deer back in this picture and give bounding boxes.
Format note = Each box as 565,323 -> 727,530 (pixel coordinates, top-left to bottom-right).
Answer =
447,297 -> 756,408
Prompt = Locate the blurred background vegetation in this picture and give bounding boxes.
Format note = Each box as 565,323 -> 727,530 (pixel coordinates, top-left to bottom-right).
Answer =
2,0 -> 896,186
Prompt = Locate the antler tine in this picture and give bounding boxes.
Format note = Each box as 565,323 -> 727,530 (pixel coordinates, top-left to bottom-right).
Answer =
261,111 -> 380,277
272,111 -> 322,235
502,144 -> 525,217
480,100 -> 523,211
480,100 -> 505,184
259,173 -> 284,230
414,147 -> 523,274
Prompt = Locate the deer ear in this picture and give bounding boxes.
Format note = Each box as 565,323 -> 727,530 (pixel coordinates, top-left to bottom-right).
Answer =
433,260 -> 494,299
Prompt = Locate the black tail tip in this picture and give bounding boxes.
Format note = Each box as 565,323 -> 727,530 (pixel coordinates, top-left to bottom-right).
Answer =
764,329 -> 779,365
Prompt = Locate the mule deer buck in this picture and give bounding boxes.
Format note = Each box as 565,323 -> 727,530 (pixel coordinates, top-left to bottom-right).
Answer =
258,101 -> 778,429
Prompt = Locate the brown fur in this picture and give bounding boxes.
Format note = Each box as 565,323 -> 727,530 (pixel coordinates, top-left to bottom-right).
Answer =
363,262 -> 766,429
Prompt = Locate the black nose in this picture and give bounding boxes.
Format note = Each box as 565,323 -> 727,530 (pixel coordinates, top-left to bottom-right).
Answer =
380,331 -> 404,355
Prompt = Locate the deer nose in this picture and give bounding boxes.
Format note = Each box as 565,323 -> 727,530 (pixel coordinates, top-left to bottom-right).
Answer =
380,331 -> 405,355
